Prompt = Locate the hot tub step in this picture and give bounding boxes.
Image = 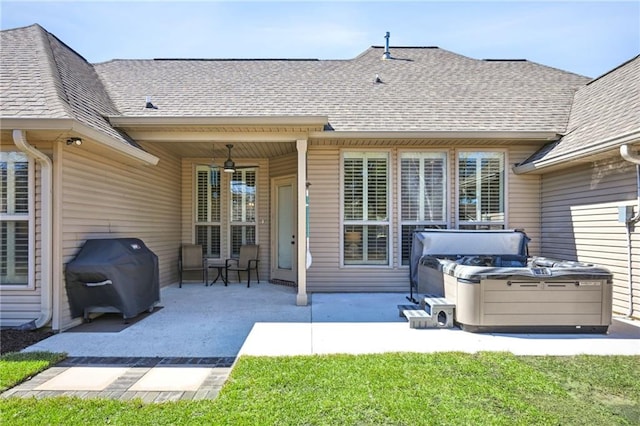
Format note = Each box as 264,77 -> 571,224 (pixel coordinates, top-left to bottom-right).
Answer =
397,303 -> 455,329
421,296 -> 455,328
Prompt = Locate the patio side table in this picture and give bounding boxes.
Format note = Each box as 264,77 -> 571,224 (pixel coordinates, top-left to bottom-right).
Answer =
207,260 -> 227,286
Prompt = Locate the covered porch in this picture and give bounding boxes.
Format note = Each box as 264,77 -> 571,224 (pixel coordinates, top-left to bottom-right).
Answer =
122,116 -> 326,308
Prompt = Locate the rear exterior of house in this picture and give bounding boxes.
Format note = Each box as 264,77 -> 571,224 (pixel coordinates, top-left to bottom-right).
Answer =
514,56 -> 640,317
1,24 -> 638,331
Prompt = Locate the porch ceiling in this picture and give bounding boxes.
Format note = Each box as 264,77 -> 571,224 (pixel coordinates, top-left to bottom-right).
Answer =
155,140 -> 297,159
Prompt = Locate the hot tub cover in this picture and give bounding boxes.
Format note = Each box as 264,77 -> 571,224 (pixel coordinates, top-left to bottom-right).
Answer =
65,238 -> 160,319
410,229 -> 529,287
438,257 -> 613,282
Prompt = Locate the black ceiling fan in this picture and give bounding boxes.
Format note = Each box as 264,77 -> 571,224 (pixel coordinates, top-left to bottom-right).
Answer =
217,144 -> 258,173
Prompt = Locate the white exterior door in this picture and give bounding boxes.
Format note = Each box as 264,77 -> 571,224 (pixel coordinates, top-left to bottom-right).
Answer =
271,175 -> 297,282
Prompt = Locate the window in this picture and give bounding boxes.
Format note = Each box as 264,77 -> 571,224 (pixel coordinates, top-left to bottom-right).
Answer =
457,152 -> 505,229
1,152 -> 30,286
230,169 -> 257,257
194,166 -> 221,257
400,152 -> 448,265
342,152 -> 389,266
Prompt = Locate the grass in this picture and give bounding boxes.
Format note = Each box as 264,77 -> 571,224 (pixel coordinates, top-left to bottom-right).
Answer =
0,351 -> 66,391
1,352 -> 638,425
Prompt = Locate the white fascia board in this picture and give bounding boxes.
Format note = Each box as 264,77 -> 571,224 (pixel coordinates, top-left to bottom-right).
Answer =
309,130 -> 561,140
108,115 -> 329,128
0,117 -> 76,130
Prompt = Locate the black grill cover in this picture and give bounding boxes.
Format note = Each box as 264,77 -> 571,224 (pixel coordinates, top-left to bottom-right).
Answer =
65,238 -> 160,319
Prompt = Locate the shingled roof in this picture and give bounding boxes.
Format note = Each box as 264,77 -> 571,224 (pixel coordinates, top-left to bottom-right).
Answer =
6,22 -> 628,156
0,24 -> 139,148
517,55 -> 640,170
94,45 -> 589,133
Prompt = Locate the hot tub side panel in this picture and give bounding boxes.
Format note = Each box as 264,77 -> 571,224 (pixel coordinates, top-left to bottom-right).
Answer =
446,277 -> 612,332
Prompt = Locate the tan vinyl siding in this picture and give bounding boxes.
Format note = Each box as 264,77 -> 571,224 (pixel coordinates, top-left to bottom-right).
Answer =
58,142 -> 181,330
269,152 -> 297,179
308,146 -> 404,291
0,142 -> 49,327
306,143 -> 542,292
541,157 -> 639,317
507,144 -> 542,255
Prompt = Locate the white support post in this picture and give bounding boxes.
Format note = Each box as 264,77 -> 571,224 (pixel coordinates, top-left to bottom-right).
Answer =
296,139 -> 308,306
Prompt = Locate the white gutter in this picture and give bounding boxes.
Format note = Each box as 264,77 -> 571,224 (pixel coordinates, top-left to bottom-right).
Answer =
620,144 -> 640,318
0,118 -> 159,166
12,130 -> 53,330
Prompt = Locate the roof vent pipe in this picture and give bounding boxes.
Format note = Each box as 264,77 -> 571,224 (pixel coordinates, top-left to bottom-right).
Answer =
382,32 -> 391,60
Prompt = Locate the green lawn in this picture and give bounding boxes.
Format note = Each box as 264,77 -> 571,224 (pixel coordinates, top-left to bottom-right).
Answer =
1,352 -> 638,425
0,351 -> 66,391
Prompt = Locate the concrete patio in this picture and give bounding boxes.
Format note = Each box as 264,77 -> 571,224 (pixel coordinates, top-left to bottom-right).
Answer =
4,282 -> 639,402
24,282 -> 640,358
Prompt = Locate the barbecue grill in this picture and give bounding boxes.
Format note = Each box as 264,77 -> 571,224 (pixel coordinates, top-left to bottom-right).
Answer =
65,238 -> 159,322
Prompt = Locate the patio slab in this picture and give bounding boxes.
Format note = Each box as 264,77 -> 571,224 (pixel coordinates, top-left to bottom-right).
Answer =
34,367 -> 129,391
6,284 -> 639,402
22,285 -> 640,358
24,283 -> 310,357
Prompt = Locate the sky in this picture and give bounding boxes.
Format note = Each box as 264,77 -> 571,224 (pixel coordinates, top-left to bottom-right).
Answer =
1,1 -> 638,78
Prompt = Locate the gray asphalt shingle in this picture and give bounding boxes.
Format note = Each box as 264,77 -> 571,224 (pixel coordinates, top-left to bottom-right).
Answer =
94,47 -> 588,132
5,22 -> 635,167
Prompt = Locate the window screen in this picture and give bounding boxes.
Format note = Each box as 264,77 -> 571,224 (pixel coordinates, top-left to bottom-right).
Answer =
399,152 -> 448,265
194,166 -> 221,257
458,152 -> 505,229
230,169 -> 257,257
1,152 -> 30,286
342,152 -> 389,266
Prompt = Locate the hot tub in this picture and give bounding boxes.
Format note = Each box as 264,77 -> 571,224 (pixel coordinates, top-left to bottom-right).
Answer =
410,230 -> 613,333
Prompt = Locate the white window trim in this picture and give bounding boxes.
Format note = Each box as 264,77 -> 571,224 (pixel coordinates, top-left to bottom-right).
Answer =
0,155 -> 35,290
397,149 -> 450,267
455,149 -> 508,229
340,149 -> 392,268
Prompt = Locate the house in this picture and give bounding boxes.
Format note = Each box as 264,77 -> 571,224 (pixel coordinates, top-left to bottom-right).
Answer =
1,24 -> 638,332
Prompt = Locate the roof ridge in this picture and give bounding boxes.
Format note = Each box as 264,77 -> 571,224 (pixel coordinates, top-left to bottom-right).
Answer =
31,25 -> 76,119
152,58 -> 319,62
586,54 -> 640,85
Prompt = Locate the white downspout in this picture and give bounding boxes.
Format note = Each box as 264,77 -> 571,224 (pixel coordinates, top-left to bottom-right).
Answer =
13,130 -> 53,329
620,144 -> 640,317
